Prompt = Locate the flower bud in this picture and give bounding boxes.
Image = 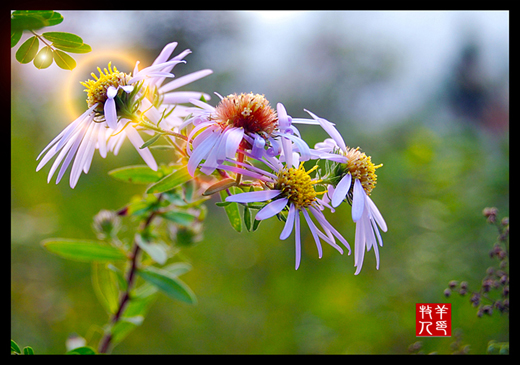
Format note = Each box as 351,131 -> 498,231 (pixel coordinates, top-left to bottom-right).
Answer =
93,209 -> 121,239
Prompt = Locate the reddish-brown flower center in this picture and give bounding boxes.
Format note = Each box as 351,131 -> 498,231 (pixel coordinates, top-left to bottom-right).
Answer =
213,93 -> 278,137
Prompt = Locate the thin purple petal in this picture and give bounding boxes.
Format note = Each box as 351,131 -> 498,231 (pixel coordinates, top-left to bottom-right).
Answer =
302,209 -> 323,259
187,129 -> 220,176
294,209 -> 301,270
332,173 -> 352,208
225,189 -> 281,203
125,126 -> 158,171
104,91 -> 118,129
351,179 -> 365,222
280,203 -> 296,240
304,109 -> 346,152
255,197 -> 288,221
277,103 -> 291,131
366,195 -> 387,232
224,127 -> 244,159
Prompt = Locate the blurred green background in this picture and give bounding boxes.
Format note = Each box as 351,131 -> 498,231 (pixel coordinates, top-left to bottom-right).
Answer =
11,11 -> 508,354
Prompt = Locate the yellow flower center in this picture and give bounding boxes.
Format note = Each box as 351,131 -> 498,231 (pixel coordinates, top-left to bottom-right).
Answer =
80,62 -> 132,112
275,163 -> 325,209
214,93 -> 278,137
343,147 -> 382,196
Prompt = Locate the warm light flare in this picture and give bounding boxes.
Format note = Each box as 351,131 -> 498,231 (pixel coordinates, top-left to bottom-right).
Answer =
63,48 -> 143,121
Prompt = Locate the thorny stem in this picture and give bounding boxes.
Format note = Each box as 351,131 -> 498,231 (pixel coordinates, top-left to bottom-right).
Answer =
98,195 -> 163,354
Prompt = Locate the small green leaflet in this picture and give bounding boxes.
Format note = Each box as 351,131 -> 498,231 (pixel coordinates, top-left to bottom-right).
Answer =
137,266 -> 197,304
42,31 -> 84,48
11,12 -> 91,70
33,46 -> 53,69
108,165 -> 166,184
41,239 -> 127,262
92,262 -> 120,314
11,10 -> 62,31
146,166 -> 192,194
219,187 -> 243,232
135,234 -> 167,265
53,49 -> 76,70
15,36 -> 39,63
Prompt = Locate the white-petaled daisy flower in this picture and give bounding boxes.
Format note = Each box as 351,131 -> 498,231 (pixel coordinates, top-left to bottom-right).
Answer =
182,93 -> 315,177
36,42 -> 212,188
309,110 -> 388,275
222,141 -> 351,270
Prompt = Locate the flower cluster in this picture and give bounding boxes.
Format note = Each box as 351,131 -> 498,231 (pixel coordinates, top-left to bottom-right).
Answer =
37,42 -> 387,274
444,207 -> 509,317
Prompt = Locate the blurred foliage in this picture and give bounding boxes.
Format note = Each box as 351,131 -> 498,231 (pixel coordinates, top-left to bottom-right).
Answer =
11,10 -> 92,70
11,11 -> 508,354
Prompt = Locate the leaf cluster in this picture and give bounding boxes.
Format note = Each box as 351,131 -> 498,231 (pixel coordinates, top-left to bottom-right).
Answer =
11,339 -> 34,355
40,162 -> 207,351
12,11 -> 91,70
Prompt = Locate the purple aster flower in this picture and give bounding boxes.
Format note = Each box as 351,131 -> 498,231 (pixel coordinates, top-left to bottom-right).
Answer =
313,133 -> 388,275
36,42 -> 212,188
182,94 -> 317,177
222,140 -> 350,270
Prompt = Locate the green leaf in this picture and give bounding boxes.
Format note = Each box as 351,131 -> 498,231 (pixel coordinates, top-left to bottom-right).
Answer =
135,235 -> 167,265
140,133 -> 162,149
215,201 -> 232,207
11,13 -> 48,31
33,46 -> 53,69
42,31 -> 84,48
53,49 -> 76,70
108,165 -> 165,184
53,42 -> 92,54
66,346 -> 96,355
163,262 -> 192,277
12,10 -> 55,19
137,267 -> 197,304
252,212 -> 262,231
203,178 -> 236,196
23,346 -> 34,355
244,206 -> 252,232
146,165 -> 192,194
15,36 -> 39,63
219,187 -> 243,232
46,11 -> 64,26
42,239 -> 127,262
161,211 -> 195,226
11,30 -> 22,48
92,262 -> 120,314
110,318 -> 142,346
11,339 -> 21,354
